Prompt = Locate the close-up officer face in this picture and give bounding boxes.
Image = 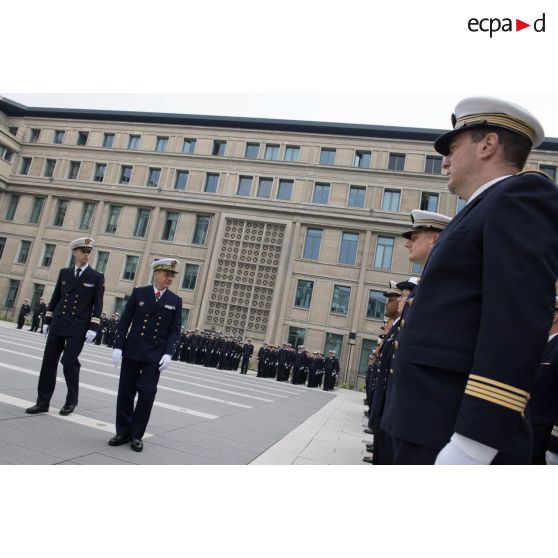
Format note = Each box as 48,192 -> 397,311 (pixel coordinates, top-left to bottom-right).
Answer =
73,247 -> 92,267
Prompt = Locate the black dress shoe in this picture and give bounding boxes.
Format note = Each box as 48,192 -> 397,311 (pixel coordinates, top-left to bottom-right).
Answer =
131,438 -> 143,452
59,404 -> 76,416
366,444 -> 374,452
364,427 -> 374,435
25,404 -> 49,414
108,434 -> 130,446
363,455 -> 374,464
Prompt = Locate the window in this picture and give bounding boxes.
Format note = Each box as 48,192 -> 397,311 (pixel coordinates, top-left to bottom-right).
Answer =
264,144 -> 280,160
277,179 -> 293,201
174,170 -> 189,191
354,150 -> 371,169
123,255 -> 139,281
339,232 -> 359,265
320,148 -> 336,165
114,296 -> 130,316
294,279 -> 314,308
256,177 -> 273,198
367,290 -> 386,319
411,261 -> 423,274
103,133 -> 115,148
146,168 -> 161,187
0,237 -> 5,260
181,309 -> 190,328
43,159 -> 56,178
52,199 -> 68,227
96,251 -> 109,274
182,138 -> 196,154
31,283 -> 45,309
313,183 -> 330,204
456,196 -> 466,213
29,197 -> 45,224
381,189 -> 401,212
425,155 -> 443,174
204,173 -> 219,193
0,144 -> 14,162
388,152 -> 406,171
237,176 -> 253,196
374,236 -> 394,269
348,185 -> 366,208
212,140 -> 226,156
79,202 -> 95,230
17,240 -> 31,264
128,135 -> 141,150
68,161 -> 81,180
6,194 -> 20,220
284,145 -> 300,162
540,164 -> 557,183
162,211 -> 179,241
358,339 -> 378,376
77,131 -> 89,146
5,279 -> 20,309
119,166 -> 133,184
331,285 -> 351,315
133,208 -> 151,237
53,130 -> 65,144
181,264 -> 199,290
324,333 -> 343,362
245,143 -> 260,159
155,136 -> 168,152
41,244 -> 56,268
192,215 -> 210,245
303,228 -> 322,260
420,192 -> 439,212
20,157 -> 32,175
29,129 -> 41,142
105,205 -> 121,234
288,326 -> 306,349
93,163 -> 107,182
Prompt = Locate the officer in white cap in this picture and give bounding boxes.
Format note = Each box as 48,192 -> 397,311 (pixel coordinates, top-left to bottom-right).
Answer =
382,96 -> 558,465
26,237 -> 104,416
109,258 -> 182,452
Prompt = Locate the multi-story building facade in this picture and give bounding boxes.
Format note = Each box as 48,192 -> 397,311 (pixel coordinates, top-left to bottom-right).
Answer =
1,96 -> 557,387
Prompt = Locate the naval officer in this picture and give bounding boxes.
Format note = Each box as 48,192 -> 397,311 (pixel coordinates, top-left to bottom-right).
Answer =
382,97 -> 558,464
25,237 -> 104,416
109,258 -> 182,452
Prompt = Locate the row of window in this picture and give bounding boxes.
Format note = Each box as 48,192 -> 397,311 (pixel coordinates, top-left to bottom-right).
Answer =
3,195 -> 210,243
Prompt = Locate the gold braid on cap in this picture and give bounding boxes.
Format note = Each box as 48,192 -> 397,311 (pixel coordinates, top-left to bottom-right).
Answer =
455,113 -> 535,144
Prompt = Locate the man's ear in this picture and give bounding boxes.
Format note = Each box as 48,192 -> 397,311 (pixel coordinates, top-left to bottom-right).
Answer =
478,132 -> 500,160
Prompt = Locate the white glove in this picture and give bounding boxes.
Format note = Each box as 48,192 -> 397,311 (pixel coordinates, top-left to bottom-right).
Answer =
435,433 -> 497,465
545,451 -> 558,465
112,349 -> 122,368
43,324 -> 49,338
159,354 -> 172,371
85,330 -> 96,343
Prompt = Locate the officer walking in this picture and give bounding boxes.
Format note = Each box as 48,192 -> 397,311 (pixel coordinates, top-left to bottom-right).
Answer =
29,297 -> 46,332
240,338 -> 254,374
25,237 -> 104,416
323,350 -> 340,391
16,299 -> 31,329
109,259 -> 182,452
383,97 -> 558,465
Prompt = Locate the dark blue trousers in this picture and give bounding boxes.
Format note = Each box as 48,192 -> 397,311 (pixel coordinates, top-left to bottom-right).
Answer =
115,358 -> 161,440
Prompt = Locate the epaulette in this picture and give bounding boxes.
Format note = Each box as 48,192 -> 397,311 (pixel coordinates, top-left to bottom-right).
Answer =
516,170 -> 554,180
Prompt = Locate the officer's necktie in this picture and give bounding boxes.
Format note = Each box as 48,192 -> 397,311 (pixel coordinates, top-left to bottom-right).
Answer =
155,290 -> 160,301
75,267 -> 82,278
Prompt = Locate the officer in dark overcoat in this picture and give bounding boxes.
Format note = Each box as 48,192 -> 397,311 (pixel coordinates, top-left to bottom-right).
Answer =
25,237 -> 104,416
109,258 -> 182,452
382,97 -> 558,465
240,339 -> 254,374
323,350 -> 340,391
29,297 -> 46,332
17,299 -> 31,329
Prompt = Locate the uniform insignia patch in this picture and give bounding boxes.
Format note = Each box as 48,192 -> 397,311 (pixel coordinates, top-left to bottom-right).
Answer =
139,301 -> 145,306
83,283 -> 94,287
165,305 -> 176,310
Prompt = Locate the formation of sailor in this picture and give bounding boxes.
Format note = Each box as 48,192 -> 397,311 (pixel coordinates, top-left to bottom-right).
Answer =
25,237 -> 104,416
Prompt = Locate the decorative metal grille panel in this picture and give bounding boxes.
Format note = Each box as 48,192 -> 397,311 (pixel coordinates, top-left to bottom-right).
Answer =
206,219 -> 285,337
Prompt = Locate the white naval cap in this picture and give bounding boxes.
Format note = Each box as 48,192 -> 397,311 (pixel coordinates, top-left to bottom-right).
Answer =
396,277 -> 419,291
402,209 -> 452,239
383,280 -> 402,298
151,258 -> 179,274
434,96 -> 545,156
70,237 -> 95,250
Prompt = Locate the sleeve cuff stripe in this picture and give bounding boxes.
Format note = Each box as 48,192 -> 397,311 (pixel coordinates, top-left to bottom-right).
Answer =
468,373 -> 529,398
45,311 -> 53,317
552,427 -> 558,438
90,317 -> 100,324
464,387 -> 525,414
467,380 -> 528,405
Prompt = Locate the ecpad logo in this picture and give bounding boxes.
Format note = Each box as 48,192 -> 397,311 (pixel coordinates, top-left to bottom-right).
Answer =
468,13 -> 546,37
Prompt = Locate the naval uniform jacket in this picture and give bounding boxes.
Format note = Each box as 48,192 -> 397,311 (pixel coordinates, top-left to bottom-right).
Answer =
382,172 -> 558,455
114,286 -> 182,363
44,266 -> 105,337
